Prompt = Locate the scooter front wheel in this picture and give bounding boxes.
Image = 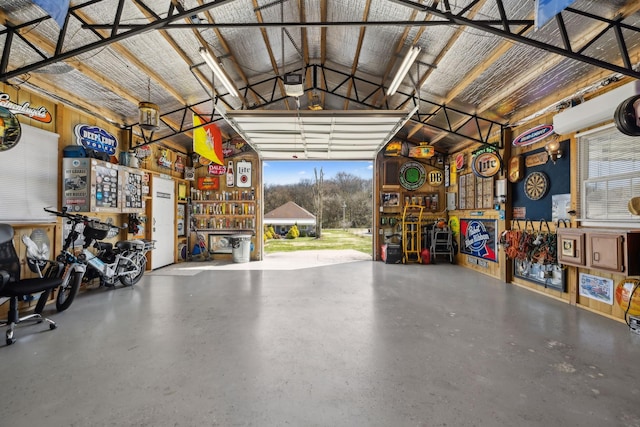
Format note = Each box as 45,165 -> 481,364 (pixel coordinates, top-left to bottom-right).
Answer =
119,253 -> 147,286
56,269 -> 83,312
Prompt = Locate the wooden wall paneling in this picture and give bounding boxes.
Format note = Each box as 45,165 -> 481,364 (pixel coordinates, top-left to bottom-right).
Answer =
501,128 -> 513,283
567,135 -> 580,305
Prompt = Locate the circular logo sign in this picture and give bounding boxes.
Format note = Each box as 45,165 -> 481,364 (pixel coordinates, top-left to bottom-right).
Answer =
428,170 -> 443,186
0,106 -> 22,152
472,150 -> 502,178
399,161 -> 426,191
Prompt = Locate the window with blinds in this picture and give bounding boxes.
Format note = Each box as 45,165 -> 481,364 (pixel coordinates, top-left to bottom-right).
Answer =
0,124 -> 59,223
578,123 -> 640,224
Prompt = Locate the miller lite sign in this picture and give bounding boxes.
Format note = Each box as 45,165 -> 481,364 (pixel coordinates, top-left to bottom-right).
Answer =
236,160 -> 252,188
471,146 -> 502,178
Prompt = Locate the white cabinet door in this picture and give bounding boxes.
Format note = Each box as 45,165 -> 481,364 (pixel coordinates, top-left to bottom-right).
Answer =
151,176 -> 175,269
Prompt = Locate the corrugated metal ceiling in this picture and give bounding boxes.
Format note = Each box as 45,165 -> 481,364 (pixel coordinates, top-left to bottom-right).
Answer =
1,0 -> 640,159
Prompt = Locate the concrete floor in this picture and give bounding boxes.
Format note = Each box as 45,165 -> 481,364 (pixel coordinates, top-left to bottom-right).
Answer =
1,255 -> 640,427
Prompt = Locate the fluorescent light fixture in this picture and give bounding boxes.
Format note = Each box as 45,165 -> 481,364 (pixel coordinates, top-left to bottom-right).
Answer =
387,46 -> 421,96
199,47 -> 240,98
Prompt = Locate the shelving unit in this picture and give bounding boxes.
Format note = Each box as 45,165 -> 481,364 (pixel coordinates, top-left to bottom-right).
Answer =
190,199 -> 256,232
188,188 -> 257,256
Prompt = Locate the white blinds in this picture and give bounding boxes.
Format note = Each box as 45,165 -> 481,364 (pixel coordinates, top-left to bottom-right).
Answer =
578,124 -> 640,222
0,124 -> 59,223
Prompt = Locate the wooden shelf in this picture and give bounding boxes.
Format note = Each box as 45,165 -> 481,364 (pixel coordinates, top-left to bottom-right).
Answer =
197,229 -> 255,235
192,213 -> 254,217
193,199 -> 256,203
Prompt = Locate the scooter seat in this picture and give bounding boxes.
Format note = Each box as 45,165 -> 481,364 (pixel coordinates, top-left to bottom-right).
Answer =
95,242 -> 113,252
116,240 -> 144,251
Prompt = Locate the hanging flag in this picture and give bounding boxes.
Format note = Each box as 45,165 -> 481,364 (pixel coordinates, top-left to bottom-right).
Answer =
32,0 -> 70,28
535,0 -> 576,29
193,114 -> 224,166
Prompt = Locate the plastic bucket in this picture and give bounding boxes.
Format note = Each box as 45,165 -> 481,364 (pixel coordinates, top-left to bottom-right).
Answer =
230,234 -> 251,263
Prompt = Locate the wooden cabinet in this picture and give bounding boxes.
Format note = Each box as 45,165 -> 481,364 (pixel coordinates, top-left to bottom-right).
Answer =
587,233 -> 624,273
557,229 -> 585,267
557,228 -> 640,276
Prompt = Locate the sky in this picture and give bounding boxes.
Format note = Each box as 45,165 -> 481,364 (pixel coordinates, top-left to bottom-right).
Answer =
263,160 -> 373,186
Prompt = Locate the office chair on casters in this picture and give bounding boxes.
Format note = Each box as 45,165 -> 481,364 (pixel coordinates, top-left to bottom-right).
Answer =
0,224 -> 63,345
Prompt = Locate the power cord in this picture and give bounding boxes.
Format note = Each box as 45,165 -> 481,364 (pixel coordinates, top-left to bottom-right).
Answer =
623,280 -> 640,329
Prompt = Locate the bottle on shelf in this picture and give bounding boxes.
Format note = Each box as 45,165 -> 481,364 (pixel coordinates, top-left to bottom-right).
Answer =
226,161 -> 234,188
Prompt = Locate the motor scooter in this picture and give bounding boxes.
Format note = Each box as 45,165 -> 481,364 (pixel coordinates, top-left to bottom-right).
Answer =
77,217 -> 155,287
44,208 -> 154,302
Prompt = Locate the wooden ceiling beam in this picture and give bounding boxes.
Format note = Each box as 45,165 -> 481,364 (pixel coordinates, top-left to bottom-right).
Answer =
372,4 -> 425,108
427,0 -> 640,148
26,74 -> 126,125
406,0 -> 488,139
252,0 -> 292,111
74,10 -> 186,105
298,0 -> 314,108
477,1 -> 640,115
508,47 -> 640,127
0,11 -> 141,114
119,7 -> 234,141
319,0 -> 328,107
87,6 -> 216,141
197,0 -> 261,107
343,0 -> 372,110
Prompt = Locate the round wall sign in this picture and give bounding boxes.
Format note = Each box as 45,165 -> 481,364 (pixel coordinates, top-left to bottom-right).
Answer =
471,149 -> 502,178
0,106 -> 22,152
524,171 -> 549,200
428,170 -> 444,186
399,161 -> 426,190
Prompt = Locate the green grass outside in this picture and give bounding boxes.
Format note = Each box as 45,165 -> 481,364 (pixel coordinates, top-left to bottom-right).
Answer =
264,229 -> 373,255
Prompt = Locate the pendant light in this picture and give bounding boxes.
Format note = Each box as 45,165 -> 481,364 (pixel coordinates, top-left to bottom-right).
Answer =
138,78 -> 159,131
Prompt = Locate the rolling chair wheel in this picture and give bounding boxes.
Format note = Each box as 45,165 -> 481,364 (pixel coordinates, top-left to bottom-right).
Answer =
49,323 -> 57,330
6,331 -> 15,346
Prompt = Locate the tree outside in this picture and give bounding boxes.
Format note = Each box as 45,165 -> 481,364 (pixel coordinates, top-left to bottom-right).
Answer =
263,171 -> 372,230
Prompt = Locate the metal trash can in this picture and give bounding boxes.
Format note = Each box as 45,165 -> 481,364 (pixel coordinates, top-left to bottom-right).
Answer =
230,234 -> 251,263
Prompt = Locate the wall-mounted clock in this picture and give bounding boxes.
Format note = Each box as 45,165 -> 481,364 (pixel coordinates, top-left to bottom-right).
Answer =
524,171 -> 549,200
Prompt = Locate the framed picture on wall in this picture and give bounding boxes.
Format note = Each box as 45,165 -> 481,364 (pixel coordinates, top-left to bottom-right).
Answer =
381,192 -> 400,207
579,273 -> 614,305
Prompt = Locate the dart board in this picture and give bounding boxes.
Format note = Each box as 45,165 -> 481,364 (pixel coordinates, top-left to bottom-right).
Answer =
524,171 -> 549,200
